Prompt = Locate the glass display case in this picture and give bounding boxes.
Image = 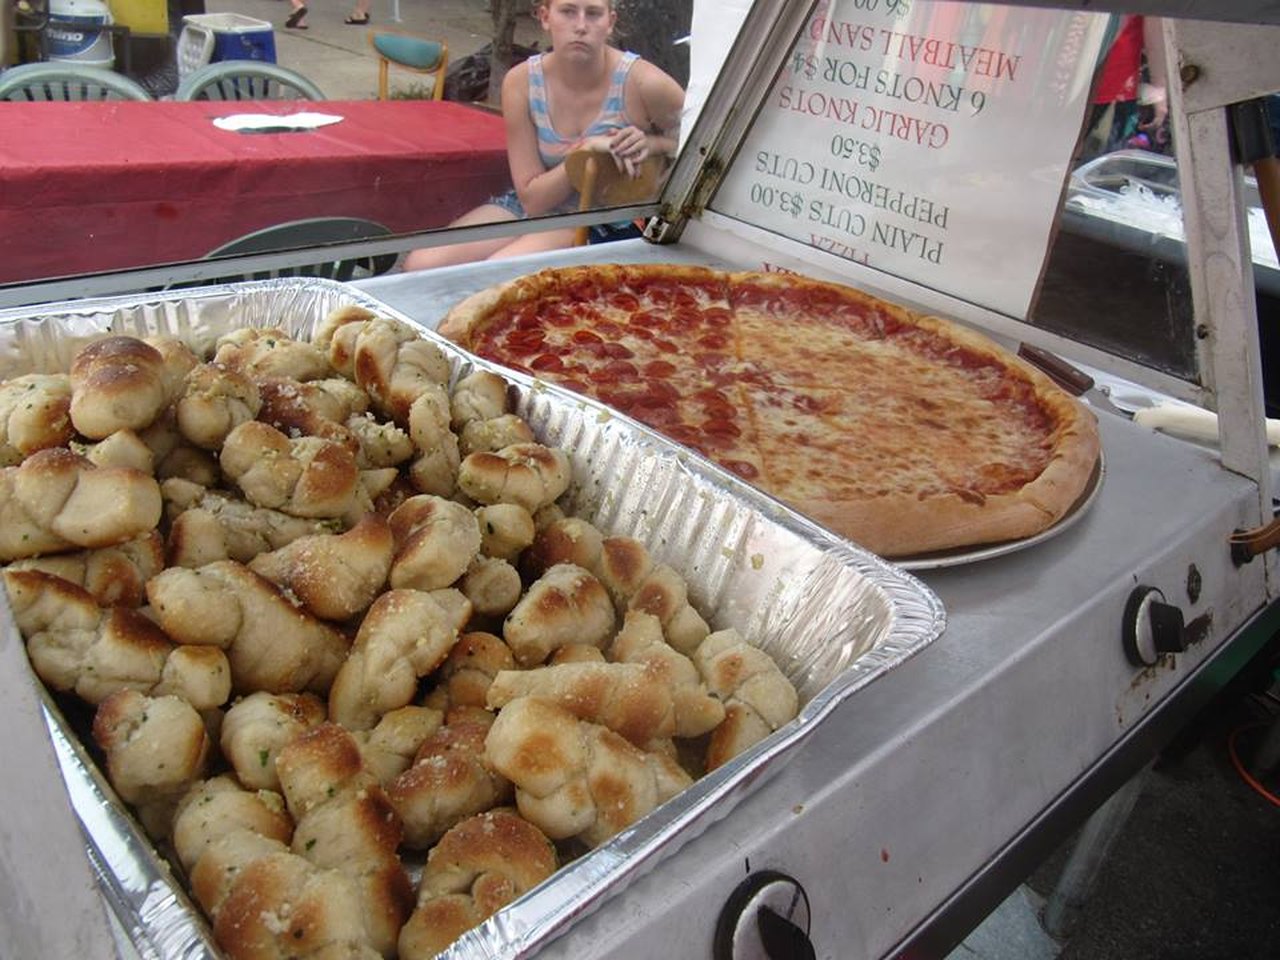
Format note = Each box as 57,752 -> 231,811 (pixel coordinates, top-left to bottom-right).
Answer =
5,3 -> 1280,959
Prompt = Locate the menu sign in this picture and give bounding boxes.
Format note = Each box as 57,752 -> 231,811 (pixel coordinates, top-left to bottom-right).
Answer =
712,0 -> 1107,317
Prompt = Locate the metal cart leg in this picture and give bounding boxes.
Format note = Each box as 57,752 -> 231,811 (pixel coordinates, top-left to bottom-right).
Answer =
1041,765 -> 1151,940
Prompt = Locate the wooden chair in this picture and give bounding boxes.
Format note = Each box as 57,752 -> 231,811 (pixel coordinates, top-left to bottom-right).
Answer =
175,61 -> 325,102
0,62 -> 152,101
563,147 -> 668,245
368,32 -> 448,101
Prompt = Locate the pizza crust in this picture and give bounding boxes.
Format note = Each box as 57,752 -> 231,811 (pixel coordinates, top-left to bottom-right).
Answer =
790,421 -> 1099,559
438,263 -> 1103,559
438,274 -> 542,347
793,491 -> 1053,559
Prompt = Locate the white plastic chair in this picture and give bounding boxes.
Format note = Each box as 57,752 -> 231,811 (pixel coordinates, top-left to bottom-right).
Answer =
174,61 -> 325,102
0,62 -> 152,101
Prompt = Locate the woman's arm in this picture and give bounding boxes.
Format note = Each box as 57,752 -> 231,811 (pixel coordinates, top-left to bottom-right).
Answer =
634,60 -> 686,157
503,65 -> 577,217
597,60 -> 686,175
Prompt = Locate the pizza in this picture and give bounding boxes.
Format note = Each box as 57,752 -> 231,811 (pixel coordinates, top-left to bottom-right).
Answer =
438,263 -> 1101,559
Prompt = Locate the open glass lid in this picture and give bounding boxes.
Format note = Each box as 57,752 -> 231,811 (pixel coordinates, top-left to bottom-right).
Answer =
662,0 -> 1280,431
635,0 -> 1280,561
706,1 -> 1111,321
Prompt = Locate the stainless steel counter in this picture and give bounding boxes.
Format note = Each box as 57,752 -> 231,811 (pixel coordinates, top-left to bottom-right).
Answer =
355,246 -> 1272,958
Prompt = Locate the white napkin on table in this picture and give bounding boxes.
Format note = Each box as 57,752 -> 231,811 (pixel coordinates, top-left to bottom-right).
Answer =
212,113 -> 344,132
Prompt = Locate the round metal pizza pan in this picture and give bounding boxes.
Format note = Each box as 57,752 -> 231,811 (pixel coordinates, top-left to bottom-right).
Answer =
893,452 -> 1106,571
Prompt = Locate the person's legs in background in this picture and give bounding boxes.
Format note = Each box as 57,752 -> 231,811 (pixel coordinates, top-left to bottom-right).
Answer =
285,0 -> 308,29
345,0 -> 371,25
402,203 -> 522,271
488,227 -> 581,259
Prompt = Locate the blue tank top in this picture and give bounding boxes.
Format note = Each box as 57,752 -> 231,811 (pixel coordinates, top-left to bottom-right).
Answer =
528,51 -> 639,171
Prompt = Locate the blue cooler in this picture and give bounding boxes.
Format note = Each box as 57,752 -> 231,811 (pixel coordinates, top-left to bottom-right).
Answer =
177,13 -> 276,79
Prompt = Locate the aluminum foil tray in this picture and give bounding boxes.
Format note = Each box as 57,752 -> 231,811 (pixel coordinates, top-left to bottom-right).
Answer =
0,277 -> 946,960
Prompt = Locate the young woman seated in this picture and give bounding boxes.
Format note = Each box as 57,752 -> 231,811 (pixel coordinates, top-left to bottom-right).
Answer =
402,0 -> 685,271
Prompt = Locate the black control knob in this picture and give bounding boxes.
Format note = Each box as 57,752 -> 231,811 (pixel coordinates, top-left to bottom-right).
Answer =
714,870 -> 815,960
1123,585 -> 1186,667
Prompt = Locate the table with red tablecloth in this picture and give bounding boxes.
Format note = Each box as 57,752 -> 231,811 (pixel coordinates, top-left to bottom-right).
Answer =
0,99 -> 511,283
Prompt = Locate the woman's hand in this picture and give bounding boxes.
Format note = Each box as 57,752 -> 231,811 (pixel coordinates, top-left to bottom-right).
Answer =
579,127 -> 650,179
607,125 -> 650,176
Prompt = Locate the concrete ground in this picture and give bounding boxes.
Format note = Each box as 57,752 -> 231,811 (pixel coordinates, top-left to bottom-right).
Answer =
199,0 -> 541,101
954,675 -> 1280,960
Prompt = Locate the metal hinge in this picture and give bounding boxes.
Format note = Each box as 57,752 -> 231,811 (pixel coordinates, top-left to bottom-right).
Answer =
642,215 -> 678,244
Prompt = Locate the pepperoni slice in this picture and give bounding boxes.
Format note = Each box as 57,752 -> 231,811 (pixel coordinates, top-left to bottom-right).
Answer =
609,291 -> 641,312
574,339 -> 608,358
698,332 -> 730,350
507,327 -> 546,346
722,459 -> 760,480
630,311 -> 667,330
704,306 -> 732,326
572,329 -> 603,345
733,285 -> 775,310
502,341 -> 544,358
664,424 -> 702,446
642,281 -> 677,306
513,308 -> 541,329
702,402 -> 737,423
596,320 -> 625,338
703,417 -> 742,439
505,333 -> 547,357
596,386 -> 640,410
630,389 -> 668,410
643,360 -> 678,378
643,379 -> 681,402
601,359 -> 640,381
530,353 -> 565,371
671,306 -> 702,329
546,310 -> 577,328
602,342 -> 634,359
693,387 -> 731,406
564,278 -> 601,301
637,413 -> 678,435
653,338 -> 679,354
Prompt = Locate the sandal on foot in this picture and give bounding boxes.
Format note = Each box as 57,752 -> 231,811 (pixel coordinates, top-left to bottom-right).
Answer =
285,6 -> 307,27
343,13 -> 370,24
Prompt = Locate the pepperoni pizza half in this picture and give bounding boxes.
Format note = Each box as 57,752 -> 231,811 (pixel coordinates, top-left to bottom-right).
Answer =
439,264 -> 1101,559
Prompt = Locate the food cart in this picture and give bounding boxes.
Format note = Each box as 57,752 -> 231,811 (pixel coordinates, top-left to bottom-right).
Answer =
3,1 -> 1280,958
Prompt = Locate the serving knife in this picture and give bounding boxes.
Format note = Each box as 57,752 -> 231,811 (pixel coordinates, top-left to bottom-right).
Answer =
1017,342 -> 1126,417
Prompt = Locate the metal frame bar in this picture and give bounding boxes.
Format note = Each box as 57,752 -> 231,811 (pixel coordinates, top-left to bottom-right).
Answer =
0,204 -> 658,310
655,0 -> 816,238
1163,19 -> 1279,594
928,2 -> 1280,23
